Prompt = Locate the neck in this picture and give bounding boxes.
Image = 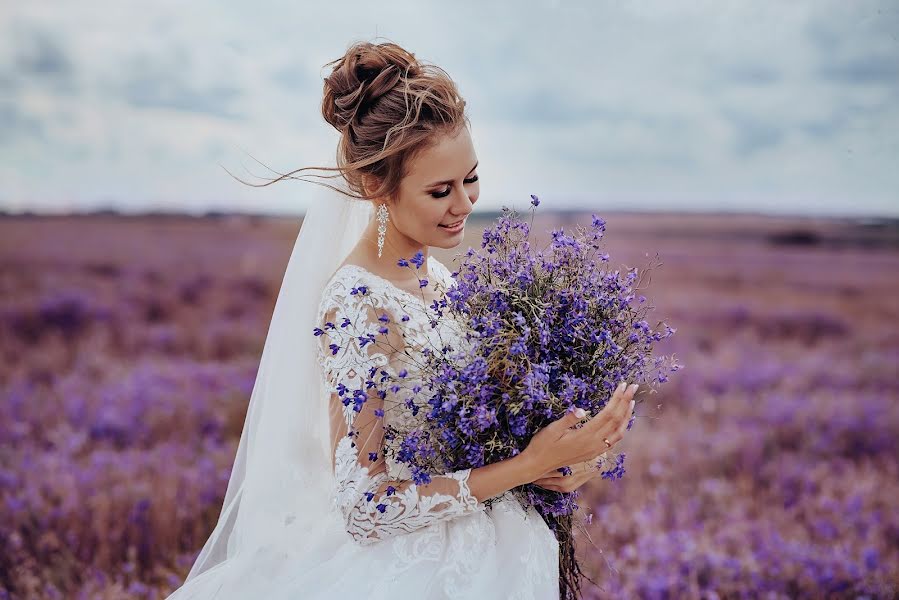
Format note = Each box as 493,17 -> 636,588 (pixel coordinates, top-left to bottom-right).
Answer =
356,217 -> 430,280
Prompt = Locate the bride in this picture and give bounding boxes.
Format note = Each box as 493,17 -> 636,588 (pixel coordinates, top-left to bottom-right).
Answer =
166,40 -> 637,600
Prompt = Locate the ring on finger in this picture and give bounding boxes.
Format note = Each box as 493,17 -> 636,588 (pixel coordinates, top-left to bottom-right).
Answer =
603,437 -> 612,448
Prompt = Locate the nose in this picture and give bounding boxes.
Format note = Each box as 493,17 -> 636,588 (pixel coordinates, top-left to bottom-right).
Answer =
450,185 -> 475,218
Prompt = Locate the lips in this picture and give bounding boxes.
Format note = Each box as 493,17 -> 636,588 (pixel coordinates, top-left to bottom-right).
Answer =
440,218 -> 465,228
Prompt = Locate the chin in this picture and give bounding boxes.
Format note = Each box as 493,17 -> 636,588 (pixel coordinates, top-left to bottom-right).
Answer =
432,237 -> 464,249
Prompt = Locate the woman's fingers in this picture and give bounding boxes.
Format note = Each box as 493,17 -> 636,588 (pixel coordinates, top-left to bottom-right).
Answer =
581,382 -> 627,434
592,383 -> 635,428
619,384 -> 637,419
589,383 -> 637,451
538,461 -> 585,479
533,469 -> 597,492
614,384 -> 636,424
543,465 -> 595,480
538,449 -> 610,480
554,382 -> 638,467
617,389 -> 635,434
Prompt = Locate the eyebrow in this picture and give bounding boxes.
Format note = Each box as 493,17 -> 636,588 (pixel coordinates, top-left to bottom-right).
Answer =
425,161 -> 478,188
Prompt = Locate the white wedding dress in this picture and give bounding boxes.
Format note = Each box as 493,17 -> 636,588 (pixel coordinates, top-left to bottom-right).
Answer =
167,253 -> 559,599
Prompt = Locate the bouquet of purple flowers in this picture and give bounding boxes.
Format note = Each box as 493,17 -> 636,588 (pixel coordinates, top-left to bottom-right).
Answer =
316,194 -> 681,598
380,195 -> 678,495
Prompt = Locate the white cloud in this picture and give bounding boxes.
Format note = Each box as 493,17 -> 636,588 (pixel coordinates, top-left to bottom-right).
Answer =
0,0 -> 896,217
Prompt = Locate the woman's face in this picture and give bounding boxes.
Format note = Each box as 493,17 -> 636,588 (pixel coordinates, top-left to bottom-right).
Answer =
389,125 -> 479,249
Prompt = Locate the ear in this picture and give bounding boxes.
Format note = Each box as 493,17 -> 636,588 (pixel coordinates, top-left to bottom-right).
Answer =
360,173 -> 382,200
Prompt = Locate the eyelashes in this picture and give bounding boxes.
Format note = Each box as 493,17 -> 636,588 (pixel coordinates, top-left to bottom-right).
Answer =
430,175 -> 479,199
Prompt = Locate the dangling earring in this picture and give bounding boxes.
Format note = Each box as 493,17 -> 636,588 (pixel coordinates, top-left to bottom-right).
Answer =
376,204 -> 389,258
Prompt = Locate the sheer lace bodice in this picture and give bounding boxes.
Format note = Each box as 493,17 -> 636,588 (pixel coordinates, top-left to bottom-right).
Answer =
315,254 -> 487,546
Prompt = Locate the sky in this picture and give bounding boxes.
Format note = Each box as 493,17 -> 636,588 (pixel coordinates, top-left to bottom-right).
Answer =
1,0 -> 897,218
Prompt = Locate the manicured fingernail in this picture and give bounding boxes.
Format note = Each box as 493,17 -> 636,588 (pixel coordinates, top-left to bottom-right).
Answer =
629,384 -> 638,393
574,408 -> 586,418
617,381 -> 625,391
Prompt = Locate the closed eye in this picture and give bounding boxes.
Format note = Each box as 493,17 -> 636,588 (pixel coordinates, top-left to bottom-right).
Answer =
430,175 -> 479,199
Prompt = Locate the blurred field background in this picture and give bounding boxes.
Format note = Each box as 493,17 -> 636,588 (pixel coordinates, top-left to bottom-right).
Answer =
1,210 -> 897,598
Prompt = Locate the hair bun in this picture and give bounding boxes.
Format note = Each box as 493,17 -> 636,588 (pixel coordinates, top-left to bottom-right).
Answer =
353,43 -> 418,82
322,41 -> 420,131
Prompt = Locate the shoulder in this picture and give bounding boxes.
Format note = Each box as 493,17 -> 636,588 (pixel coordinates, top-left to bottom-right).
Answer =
316,265 -> 394,324
321,264 -> 369,298
317,265 -> 364,317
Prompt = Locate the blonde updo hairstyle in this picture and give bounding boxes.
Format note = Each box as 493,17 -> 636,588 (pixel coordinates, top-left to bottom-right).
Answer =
321,40 -> 470,203
241,40 -> 470,205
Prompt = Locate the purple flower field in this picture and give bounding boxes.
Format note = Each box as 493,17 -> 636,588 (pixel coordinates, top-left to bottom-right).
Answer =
1,213 -> 897,599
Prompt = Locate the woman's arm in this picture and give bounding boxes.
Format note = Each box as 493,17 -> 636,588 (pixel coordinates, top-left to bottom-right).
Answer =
465,450 -> 539,503
318,278 -> 537,546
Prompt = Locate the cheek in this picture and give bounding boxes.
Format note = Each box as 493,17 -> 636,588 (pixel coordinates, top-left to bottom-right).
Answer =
401,202 -> 442,229
427,204 -> 448,223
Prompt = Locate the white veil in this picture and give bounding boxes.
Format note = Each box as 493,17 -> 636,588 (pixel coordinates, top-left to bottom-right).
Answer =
177,188 -> 374,587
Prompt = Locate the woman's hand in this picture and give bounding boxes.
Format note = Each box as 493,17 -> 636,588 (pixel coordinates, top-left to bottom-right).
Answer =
520,381 -> 638,481
531,452 -> 608,493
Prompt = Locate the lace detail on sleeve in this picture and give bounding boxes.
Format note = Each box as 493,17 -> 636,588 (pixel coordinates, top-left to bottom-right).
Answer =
315,270 -> 484,546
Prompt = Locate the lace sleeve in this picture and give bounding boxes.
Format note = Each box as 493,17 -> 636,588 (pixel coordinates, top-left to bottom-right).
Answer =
315,277 -> 485,546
